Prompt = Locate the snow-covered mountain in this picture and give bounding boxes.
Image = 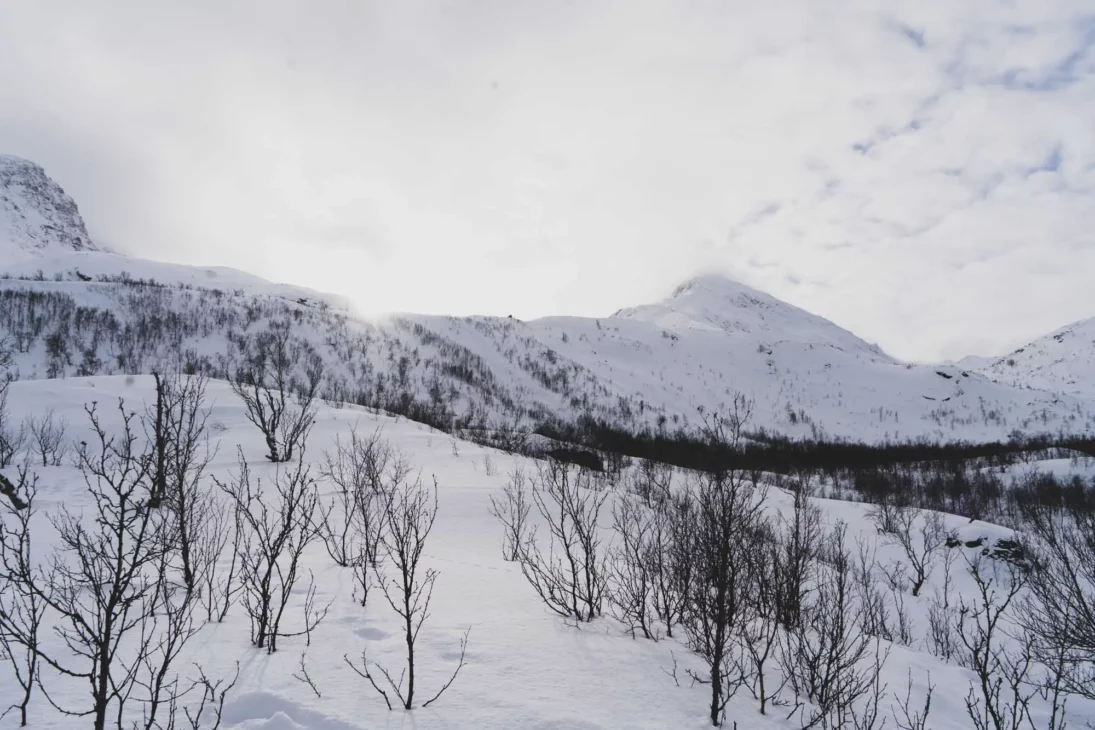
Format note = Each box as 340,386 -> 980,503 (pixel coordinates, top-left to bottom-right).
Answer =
963,316 -> 1095,400
0,155 -> 96,261
1,155 -> 1093,444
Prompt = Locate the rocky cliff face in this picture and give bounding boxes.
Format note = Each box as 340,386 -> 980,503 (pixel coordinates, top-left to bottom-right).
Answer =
0,154 -> 95,259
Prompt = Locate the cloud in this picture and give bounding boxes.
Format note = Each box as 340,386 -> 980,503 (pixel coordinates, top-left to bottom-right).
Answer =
1,0 -> 1093,361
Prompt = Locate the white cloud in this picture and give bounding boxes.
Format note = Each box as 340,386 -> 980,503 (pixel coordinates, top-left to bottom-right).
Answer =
1,0 -> 1092,361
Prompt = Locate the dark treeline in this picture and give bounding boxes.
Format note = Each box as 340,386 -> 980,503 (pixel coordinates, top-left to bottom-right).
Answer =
535,416 -> 1095,520
539,414 -> 1095,475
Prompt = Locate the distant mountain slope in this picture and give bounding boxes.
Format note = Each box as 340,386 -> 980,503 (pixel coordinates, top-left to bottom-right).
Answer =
965,317 -> 1095,400
1,265 -> 1091,444
614,274 -> 887,359
0,155 -> 96,260
1,155 -> 1093,444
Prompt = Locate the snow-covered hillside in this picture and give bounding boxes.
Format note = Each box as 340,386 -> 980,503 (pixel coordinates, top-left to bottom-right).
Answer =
1,154 -> 1093,445
0,155 -> 96,261
965,316 -> 1095,400
1,376 -> 1092,729
2,268 -> 1093,444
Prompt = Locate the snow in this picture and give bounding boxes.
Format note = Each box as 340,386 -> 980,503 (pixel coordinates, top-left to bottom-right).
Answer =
2,155 -> 1095,444
0,155 -> 96,262
2,375 -> 1093,729
966,315 -> 1095,400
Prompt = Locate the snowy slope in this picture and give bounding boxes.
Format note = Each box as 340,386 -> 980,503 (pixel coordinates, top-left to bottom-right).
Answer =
0,155 -> 96,261
1,154 -> 1093,443
1,267 -> 1093,444
965,316 -> 1095,400
1,376 -> 1092,729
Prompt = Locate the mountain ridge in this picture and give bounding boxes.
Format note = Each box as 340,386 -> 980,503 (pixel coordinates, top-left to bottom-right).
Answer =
0,154 -> 97,261
1,155 -> 1093,444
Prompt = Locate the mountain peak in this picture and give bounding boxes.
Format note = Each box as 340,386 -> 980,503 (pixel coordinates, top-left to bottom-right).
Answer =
0,155 -> 96,260
614,272 -> 888,358
668,273 -> 764,300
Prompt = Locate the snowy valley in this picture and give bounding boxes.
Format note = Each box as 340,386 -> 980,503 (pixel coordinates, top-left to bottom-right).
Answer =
1,156 -> 1095,730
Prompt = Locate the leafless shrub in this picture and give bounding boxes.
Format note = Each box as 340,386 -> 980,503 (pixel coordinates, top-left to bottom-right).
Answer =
215,449 -> 327,652
230,320 -> 323,463
152,373 -> 218,595
782,522 -> 887,730
0,378 -> 27,470
680,410 -> 768,726
1019,497 -> 1095,702
629,459 -> 673,508
891,669 -> 934,730
196,496 -> 243,623
853,538 -> 894,643
488,468 -> 533,562
319,427 -> 393,606
609,495 -> 660,639
345,469 -> 469,710
741,522 -> 789,716
518,460 -> 609,622
649,491 -> 694,639
872,505 -> 949,597
0,465 -> 46,726
11,401 -> 204,729
955,554 -> 1040,730
773,485 -> 822,630
25,408 -> 68,467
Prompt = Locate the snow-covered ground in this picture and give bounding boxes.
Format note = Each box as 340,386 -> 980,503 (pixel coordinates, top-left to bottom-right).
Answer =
2,376 -> 1092,729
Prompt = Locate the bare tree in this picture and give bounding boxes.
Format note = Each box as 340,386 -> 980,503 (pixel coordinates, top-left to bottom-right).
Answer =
872,505 -> 949,597
196,496 -> 243,624
890,670 -> 934,730
0,465 -> 46,726
648,491 -> 693,638
608,495 -> 659,639
629,459 -> 673,508
15,401 -> 203,730
773,483 -> 822,631
0,376 -> 27,471
25,408 -> 67,467
682,466 -> 767,727
216,449 -> 327,652
150,372 -> 217,594
1019,497 -> 1095,701
517,460 -> 609,622
488,467 -> 532,562
230,320 -> 323,463
345,468 -> 469,710
782,522 -> 886,730
741,523 -> 788,716
319,426 -> 393,606
955,554 -> 1039,730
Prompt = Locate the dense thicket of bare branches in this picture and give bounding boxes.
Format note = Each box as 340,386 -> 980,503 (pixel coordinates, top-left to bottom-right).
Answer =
516,460 -> 609,622
2,401 -> 210,730
781,522 -> 888,730
1019,496 -> 1095,703
230,319 -> 323,463
680,462 -> 767,726
216,449 -> 327,652
954,555 -> 1039,730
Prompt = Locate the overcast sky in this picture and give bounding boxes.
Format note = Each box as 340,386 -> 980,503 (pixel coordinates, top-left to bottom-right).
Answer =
1,1 -> 1093,361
